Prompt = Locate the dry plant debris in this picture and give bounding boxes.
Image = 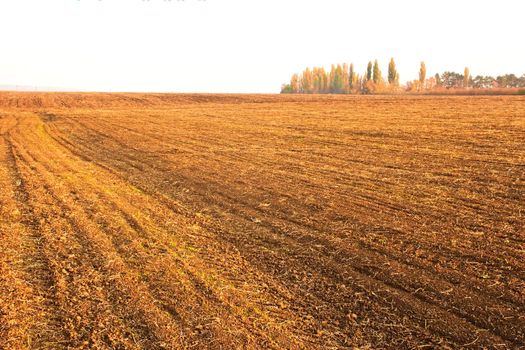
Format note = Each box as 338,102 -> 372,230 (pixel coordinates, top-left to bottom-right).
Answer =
0,93 -> 524,349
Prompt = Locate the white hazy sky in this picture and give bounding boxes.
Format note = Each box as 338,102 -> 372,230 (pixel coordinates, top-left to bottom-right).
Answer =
0,0 -> 523,93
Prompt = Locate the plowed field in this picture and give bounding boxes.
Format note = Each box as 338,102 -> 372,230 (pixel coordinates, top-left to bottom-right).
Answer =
0,93 -> 524,349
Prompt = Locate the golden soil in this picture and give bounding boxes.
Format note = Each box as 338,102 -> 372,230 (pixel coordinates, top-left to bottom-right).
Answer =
0,93 -> 524,349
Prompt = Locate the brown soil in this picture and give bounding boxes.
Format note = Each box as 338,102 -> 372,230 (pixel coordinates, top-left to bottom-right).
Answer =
0,93 -> 524,349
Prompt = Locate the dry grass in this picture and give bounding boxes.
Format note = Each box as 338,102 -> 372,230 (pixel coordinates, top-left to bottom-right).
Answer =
0,93 -> 524,349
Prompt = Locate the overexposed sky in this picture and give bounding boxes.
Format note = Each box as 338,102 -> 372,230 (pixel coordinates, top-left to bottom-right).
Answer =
0,0 -> 523,93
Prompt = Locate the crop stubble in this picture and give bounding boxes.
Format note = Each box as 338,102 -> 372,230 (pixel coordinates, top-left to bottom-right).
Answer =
0,93 -> 524,349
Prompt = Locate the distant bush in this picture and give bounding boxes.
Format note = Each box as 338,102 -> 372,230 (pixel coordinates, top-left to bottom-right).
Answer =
518,89 -> 525,95
280,84 -> 293,94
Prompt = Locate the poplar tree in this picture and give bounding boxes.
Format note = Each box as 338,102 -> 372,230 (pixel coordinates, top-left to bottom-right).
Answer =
419,62 -> 426,85
373,59 -> 381,84
290,74 -> 300,93
329,64 -> 336,92
342,63 -> 349,92
464,67 -> 470,88
388,58 -> 398,85
320,67 -> 328,93
334,64 -> 343,93
302,67 -> 313,93
349,63 -> 355,89
362,71 -> 369,93
312,68 -> 320,93
366,61 -> 373,81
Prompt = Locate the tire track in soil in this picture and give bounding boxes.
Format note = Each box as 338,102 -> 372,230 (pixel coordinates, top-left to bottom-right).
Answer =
48,114 -> 524,347
55,113 -> 525,287
42,114 -> 521,348
8,116 -> 184,350
8,136 -> 144,349
40,115 -> 364,348
81,111 -> 524,287
0,134 -> 35,350
190,180 -> 525,343
14,112 -> 308,349
56,122 -> 330,349
43,114 -> 388,348
3,135 -> 69,350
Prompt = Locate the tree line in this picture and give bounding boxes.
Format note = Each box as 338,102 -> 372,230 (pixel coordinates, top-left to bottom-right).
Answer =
281,59 -> 525,94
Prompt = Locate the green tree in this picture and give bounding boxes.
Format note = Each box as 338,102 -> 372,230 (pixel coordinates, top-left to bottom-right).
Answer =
362,71 -> 369,93
388,58 -> 398,85
349,63 -> 355,89
435,73 -> 441,87
329,64 -> 336,92
366,61 -> 373,81
373,59 -> 381,84
327,64 -> 344,93
334,64 -> 344,93
441,71 -> 463,88
496,74 -> 520,88
280,84 -> 293,94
